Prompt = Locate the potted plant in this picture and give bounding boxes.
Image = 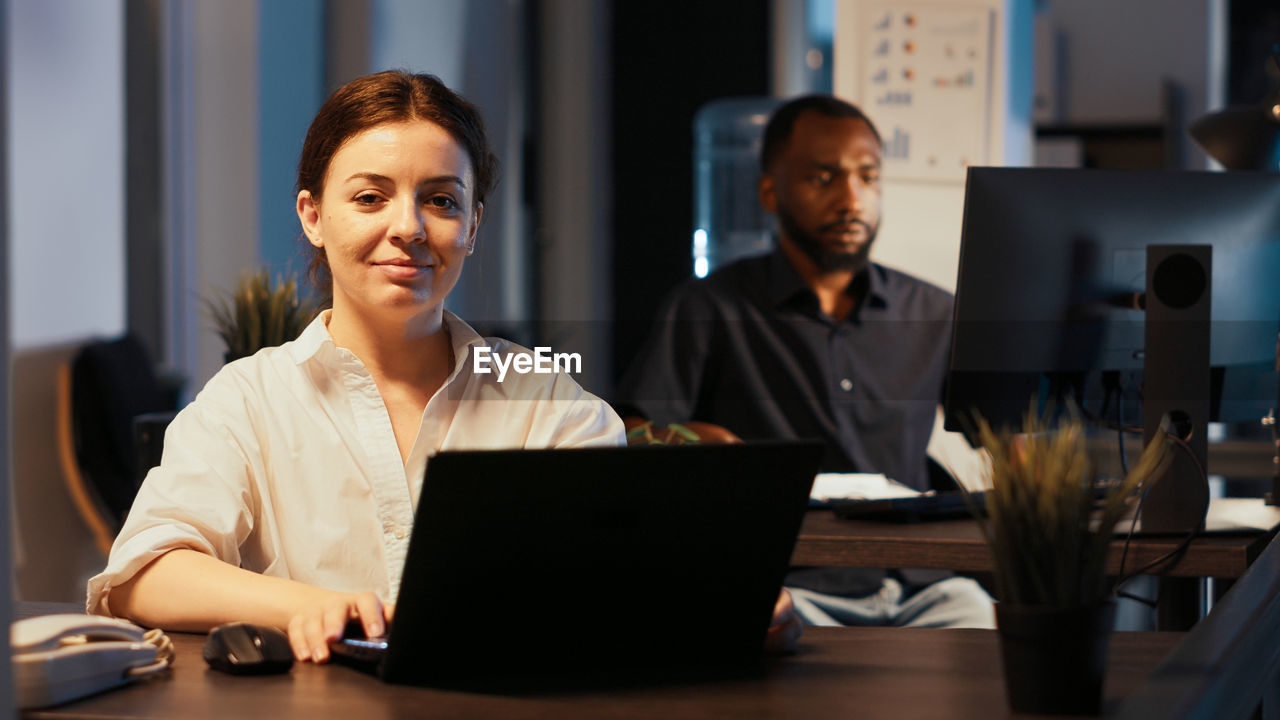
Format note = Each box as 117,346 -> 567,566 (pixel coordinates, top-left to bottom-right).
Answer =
207,270 -> 320,363
970,406 -> 1171,715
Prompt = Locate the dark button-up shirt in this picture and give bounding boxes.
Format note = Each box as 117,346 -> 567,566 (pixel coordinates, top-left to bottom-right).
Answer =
615,249 -> 955,598
617,248 -> 954,490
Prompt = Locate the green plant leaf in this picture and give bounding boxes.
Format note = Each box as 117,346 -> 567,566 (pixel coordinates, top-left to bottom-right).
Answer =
204,268 -> 321,362
970,401 -> 1169,608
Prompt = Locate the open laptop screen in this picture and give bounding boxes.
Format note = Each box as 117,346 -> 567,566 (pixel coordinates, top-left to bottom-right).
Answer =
378,441 -> 822,690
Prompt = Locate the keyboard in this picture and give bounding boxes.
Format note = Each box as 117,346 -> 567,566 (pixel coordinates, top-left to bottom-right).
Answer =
828,491 -> 987,523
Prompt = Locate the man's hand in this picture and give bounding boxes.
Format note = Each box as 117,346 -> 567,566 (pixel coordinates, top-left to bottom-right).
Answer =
621,416 -> 742,445
286,591 -> 395,663
764,588 -> 802,654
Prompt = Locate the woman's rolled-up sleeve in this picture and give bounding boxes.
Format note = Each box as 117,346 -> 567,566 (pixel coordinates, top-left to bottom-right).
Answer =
86,372 -> 262,617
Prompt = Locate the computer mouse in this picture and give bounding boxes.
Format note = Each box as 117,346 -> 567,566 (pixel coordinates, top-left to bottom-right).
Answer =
202,622 -> 294,675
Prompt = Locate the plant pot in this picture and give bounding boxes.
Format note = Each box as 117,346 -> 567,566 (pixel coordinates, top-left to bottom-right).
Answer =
995,601 -> 1116,716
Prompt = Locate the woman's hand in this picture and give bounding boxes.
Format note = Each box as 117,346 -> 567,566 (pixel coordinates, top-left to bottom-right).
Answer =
764,588 -> 802,654
286,591 -> 395,663
106,549 -> 396,664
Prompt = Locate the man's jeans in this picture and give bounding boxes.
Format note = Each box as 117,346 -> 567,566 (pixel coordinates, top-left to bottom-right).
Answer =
789,577 -> 996,628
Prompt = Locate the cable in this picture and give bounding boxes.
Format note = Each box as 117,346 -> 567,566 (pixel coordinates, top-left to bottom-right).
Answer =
1082,413 -> 1209,598
1112,428 -> 1208,594
1116,376 -> 1130,476
1115,590 -> 1157,609
124,628 -> 176,680
1118,424 -> 1130,476
143,627 -> 175,665
1079,415 -> 1145,585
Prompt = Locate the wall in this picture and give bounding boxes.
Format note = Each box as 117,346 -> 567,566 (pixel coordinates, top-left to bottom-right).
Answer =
366,0 -> 535,353
371,0 -> 467,85
257,0 -> 324,278
1035,0 -> 1221,169
5,0 -> 127,601
154,0 -> 263,391
184,0 -> 260,388
1033,0 -> 1228,175
538,0 -> 612,394
7,0 -> 126,347
832,0 -> 1222,292
833,0 -> 1035,293
1029,0 -> 1218,172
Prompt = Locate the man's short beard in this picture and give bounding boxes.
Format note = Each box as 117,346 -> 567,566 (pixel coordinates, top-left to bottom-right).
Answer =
777,208 -> 875,274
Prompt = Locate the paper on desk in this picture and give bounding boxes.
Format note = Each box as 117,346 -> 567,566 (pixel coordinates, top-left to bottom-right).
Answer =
1203,498 -> 1280,533
926,406 -> 993,492
1119,497 -> 1280,534
809,473 -> 923,502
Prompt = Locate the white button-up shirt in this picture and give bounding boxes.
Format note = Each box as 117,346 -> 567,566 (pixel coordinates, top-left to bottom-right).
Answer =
87,311 -> 624,616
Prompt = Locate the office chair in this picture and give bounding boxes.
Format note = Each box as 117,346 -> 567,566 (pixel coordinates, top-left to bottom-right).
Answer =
56,335 -> 176,556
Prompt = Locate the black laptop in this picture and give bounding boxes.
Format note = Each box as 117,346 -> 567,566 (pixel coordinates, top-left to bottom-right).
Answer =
332,441 -> 822,690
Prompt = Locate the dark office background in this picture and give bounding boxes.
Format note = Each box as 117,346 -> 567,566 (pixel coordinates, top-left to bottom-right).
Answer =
611,1 -> 771,382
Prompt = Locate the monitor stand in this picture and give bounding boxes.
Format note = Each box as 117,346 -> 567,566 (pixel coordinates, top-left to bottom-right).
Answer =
1140,245 -> 1211,534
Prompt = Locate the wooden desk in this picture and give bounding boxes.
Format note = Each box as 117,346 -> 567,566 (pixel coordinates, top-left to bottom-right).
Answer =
792,510 -> 1272,579
20,621 -> 1181,720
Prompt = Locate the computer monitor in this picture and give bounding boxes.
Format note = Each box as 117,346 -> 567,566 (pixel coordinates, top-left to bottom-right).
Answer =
945,167 -> 1280,532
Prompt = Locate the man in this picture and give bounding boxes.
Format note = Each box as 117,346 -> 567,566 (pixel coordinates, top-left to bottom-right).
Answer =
615,95 -> 994,629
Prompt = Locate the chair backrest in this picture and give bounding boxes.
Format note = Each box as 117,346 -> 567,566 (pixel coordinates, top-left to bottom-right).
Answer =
57,335 -> 172,554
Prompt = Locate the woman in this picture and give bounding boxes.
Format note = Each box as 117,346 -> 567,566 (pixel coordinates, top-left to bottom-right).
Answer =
86,71 -> 624,662
88,71 -> 800,661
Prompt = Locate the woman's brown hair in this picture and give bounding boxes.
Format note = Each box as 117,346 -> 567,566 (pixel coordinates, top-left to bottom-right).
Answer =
297,71 -> 499,297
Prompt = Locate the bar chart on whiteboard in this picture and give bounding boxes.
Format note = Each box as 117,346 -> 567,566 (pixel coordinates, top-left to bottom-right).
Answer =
858,4 -> 994,183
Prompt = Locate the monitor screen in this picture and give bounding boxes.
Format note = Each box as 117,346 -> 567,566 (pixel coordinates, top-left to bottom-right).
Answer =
945,167 -> 1280,434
